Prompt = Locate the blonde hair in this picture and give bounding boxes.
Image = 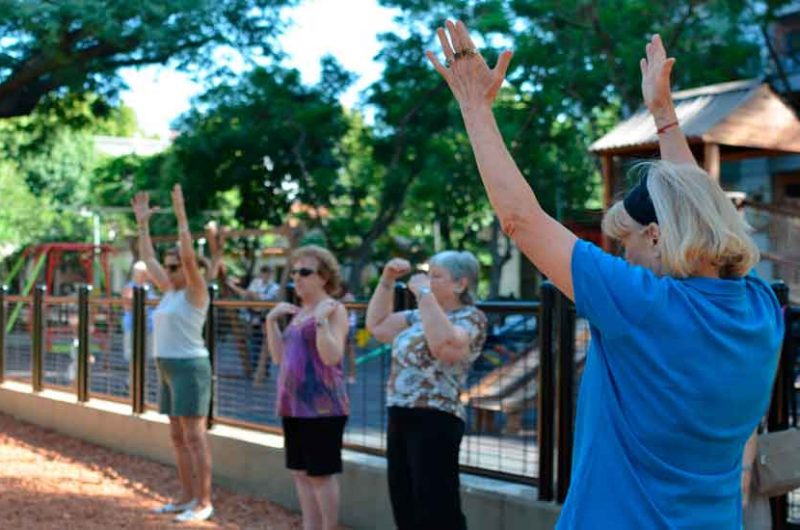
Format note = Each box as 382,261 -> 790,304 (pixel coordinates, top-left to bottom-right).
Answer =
290,245 -> 343,296
601,161 -> 759,278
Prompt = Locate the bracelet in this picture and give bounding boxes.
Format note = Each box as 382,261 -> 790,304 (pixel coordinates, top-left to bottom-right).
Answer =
656,121 -> 679,135
742,464 -> 753,472
416,286 -> 433,300
315,318 -> 328,328
379,279 -> 394,290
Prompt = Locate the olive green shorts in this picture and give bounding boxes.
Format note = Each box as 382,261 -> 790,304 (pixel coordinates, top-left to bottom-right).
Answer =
156,357 -> 212,417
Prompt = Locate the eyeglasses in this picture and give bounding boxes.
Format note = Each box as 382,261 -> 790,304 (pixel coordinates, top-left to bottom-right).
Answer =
165,264 -> 181,273
290,267 -> 317,278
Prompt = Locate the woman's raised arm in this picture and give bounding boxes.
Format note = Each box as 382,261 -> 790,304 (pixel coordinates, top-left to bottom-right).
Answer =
426,20 -> 577,299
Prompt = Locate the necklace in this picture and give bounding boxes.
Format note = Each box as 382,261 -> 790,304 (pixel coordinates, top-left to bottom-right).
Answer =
292,298 -> 329,326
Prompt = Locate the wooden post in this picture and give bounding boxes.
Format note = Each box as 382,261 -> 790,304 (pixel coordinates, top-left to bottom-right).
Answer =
601,154 -> 615,251
703,143 -> 720,180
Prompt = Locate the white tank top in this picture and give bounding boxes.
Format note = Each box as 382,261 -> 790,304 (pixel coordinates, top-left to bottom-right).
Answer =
152,290 -> 209,359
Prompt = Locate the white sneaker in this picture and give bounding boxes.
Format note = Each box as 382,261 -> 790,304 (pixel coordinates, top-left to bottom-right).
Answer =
174,504 -> 214,523
152,499 -> 197,514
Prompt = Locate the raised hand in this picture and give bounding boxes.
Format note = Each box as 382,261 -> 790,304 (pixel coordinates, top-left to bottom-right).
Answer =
267,302 -> 300,323
171,184 -> 188,226
131,192 -> 158,226
425,20 -> 512,111
640,34 -> 676,120
314,299 -> 340,322
382,258 -> 412,282
407,273 -> 431,298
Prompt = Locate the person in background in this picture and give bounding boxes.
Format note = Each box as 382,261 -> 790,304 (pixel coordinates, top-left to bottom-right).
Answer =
339,283 -> 358,384
742,428 -> 772,530
132,185 -> 214,523
121,260 -> 156,367
228,264 -> 280,381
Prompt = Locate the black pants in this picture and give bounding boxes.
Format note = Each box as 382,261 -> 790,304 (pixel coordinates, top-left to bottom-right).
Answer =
387,406 -> 467,530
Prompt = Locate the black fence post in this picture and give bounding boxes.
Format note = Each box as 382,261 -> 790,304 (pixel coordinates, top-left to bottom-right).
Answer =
0,285 -> 6,384
393,281 -> 415,312
205,284 -> 218,430
77,284 -> 92,402
555,291 -> 576,503
131,285 -> 146,414
768,281 -> 791,529
32,284 -> 45,392
537,282 -> 556,501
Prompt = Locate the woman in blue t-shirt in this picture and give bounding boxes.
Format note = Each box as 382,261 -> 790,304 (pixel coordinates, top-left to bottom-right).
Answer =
428,21 -> 784,529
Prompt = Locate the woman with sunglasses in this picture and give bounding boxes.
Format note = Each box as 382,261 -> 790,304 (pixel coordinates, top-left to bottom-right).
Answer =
366,251 -> 487,530
265,245 -> 349,530
131,185 -> 214,523
426,21 -> 783,529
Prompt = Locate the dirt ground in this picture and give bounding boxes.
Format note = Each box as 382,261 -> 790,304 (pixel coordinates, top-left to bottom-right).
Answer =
0,412 -> 305,529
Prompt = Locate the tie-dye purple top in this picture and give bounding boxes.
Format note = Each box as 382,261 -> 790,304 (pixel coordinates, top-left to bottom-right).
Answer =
276,317 -> 350,418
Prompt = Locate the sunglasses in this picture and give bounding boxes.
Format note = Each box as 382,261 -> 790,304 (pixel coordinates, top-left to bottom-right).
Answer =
165,264 -> 181,273
290,267 -> 317,278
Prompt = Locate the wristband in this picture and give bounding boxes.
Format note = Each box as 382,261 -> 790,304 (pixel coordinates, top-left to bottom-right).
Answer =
656,121 -> 679,135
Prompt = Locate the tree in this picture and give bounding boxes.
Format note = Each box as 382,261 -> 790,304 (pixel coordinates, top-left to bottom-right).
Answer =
0,94 -> 143,253
0,160 -> 51,257
134,60 -> 352,229
372,0 -> 792,295
0,0 -> 295,118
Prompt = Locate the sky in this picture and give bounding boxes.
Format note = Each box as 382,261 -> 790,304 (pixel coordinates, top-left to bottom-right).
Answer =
119,0 -> 402,138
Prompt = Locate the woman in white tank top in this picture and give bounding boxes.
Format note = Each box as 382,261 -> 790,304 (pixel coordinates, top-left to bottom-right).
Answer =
132,184 -> 214,523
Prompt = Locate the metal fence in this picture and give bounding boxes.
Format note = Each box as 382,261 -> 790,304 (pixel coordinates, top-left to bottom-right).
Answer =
769,284 -> 800,530
0,281 -> 795,514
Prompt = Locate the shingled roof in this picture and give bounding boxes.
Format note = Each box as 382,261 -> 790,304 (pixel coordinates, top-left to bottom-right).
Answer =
590,80 -> 800,155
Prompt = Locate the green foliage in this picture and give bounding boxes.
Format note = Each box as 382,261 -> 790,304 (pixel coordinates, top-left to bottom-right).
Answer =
0,161 -> 51,256
165,63 -> 351,229
0,0 -> 296,118
0,94 -> 142,250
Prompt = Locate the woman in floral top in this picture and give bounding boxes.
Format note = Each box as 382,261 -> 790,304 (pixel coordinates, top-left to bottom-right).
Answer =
367,250 -> 487,530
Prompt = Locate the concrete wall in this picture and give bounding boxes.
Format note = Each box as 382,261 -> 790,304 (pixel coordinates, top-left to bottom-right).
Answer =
0,382 -> 561,530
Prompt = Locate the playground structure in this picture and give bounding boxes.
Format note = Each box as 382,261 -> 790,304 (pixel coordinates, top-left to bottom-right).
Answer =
3,242 -> 115,298
1,243 -> 116,383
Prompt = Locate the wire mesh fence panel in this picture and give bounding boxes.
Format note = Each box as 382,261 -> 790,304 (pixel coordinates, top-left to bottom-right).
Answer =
88,300 -> 131,401
785,307 -> 800,524
791,489 -> 800,524
343,304 -> 389,452
212,300 -> 279,428
744,204 -> 800,304
42,298 -> 78,390
5,297 -> 32,383
458,303 -> 540,481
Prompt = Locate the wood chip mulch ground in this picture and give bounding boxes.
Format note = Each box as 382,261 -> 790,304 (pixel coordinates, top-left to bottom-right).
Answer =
0,412 -> 305,529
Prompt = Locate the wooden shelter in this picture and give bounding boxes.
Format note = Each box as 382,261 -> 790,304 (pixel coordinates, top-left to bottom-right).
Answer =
590,79 -> 800,209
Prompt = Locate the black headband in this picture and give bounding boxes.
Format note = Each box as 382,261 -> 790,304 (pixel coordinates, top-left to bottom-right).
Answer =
623,175 -> 658,226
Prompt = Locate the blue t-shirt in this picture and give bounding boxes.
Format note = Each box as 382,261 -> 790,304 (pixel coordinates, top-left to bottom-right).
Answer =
557,240 -> 784,530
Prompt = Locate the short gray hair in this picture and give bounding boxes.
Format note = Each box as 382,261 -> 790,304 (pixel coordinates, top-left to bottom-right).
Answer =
428,250 -> 480,305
